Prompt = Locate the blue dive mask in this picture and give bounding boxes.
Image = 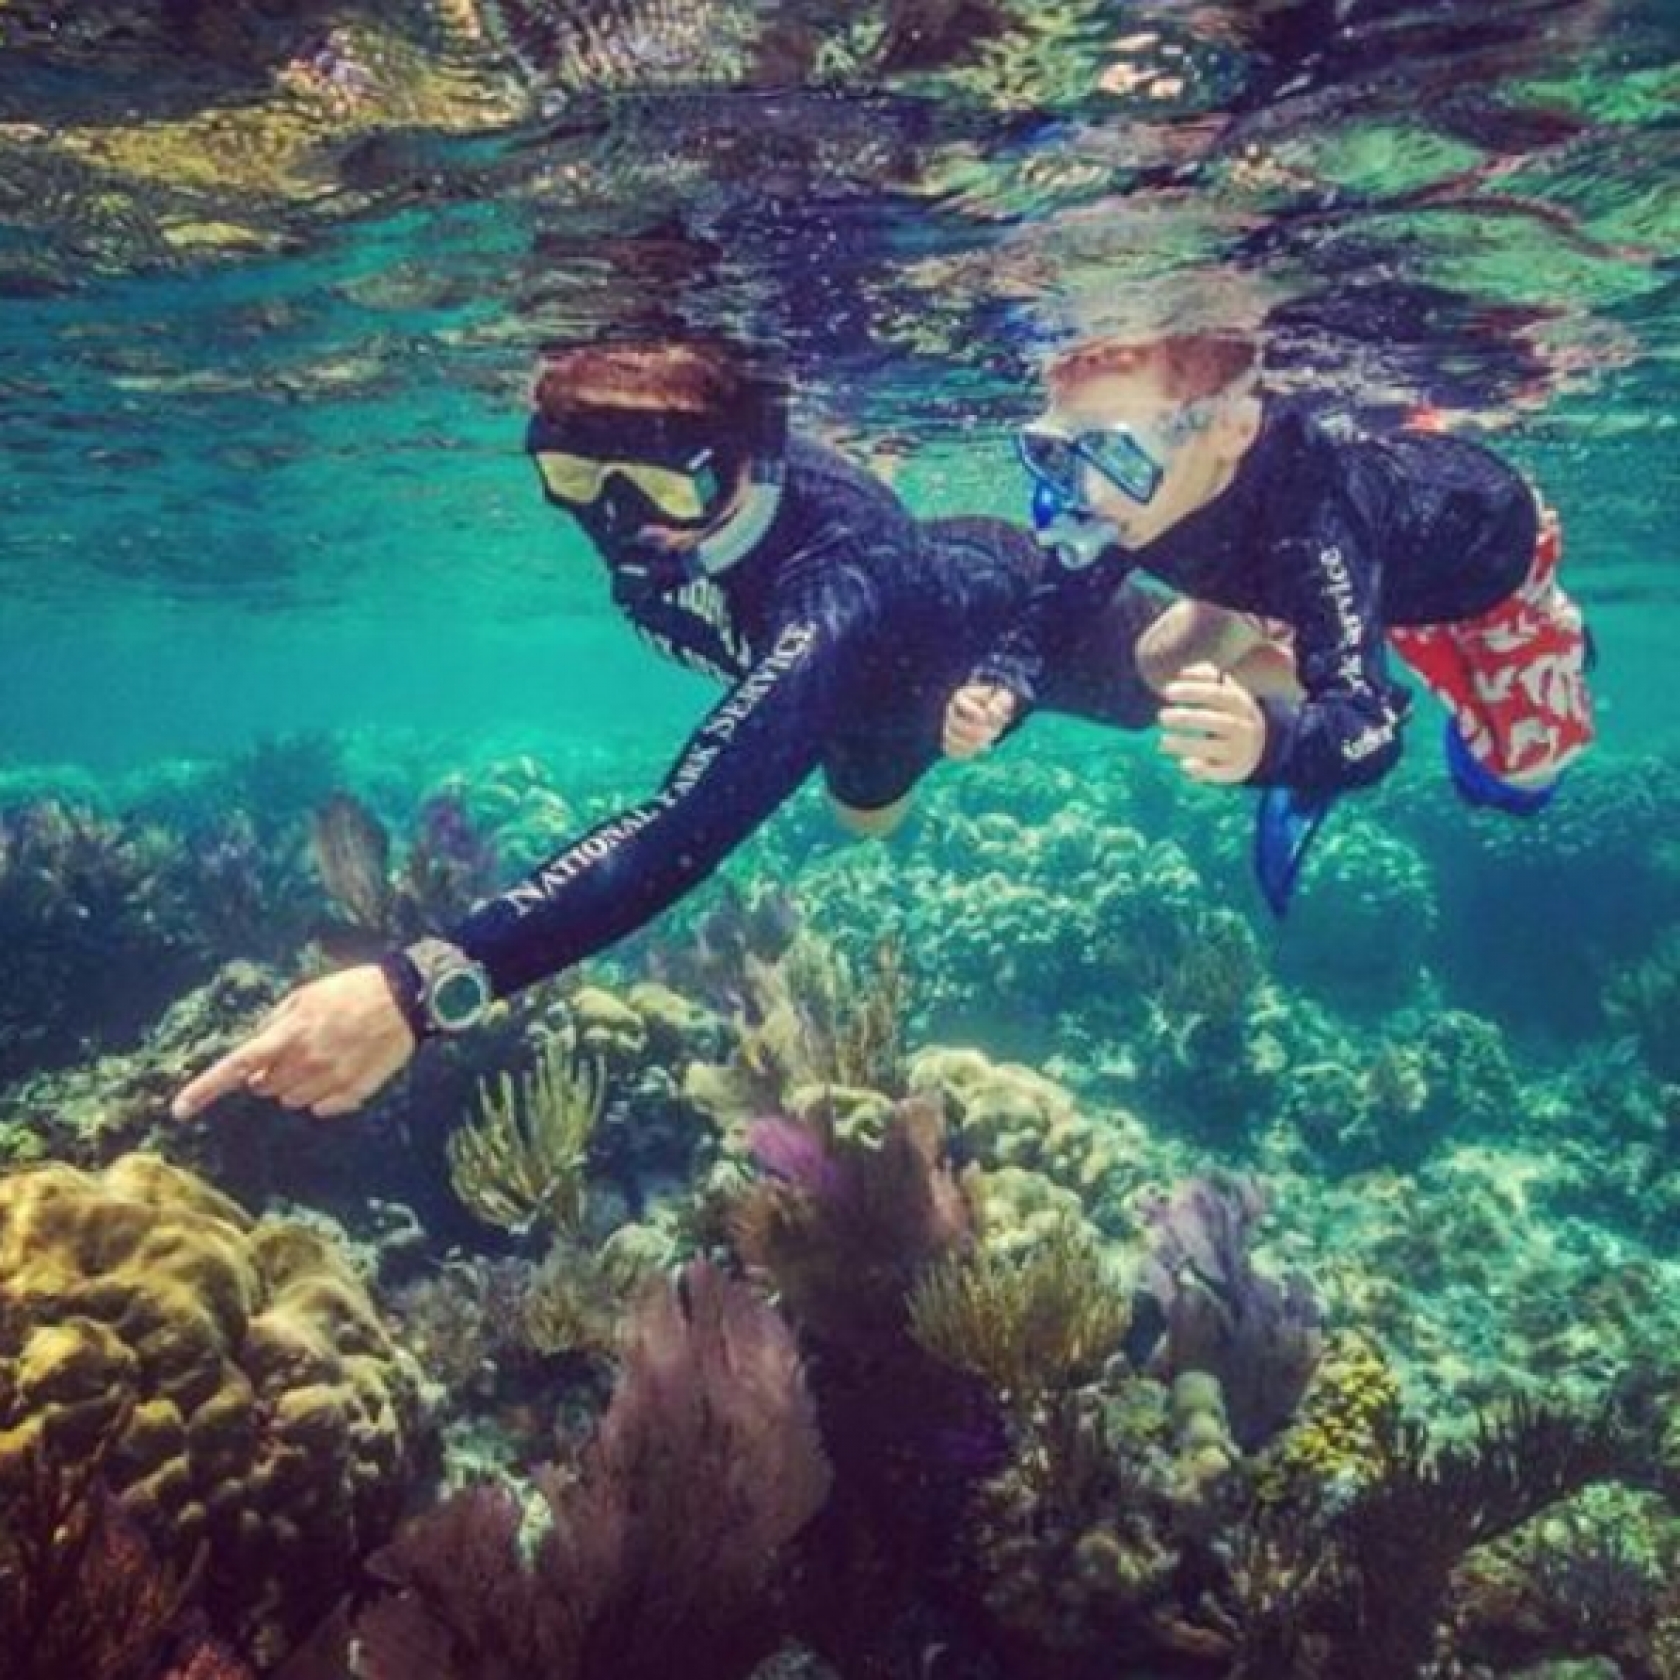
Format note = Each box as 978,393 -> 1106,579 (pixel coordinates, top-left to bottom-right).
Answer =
1016,402 -> 1216,512
1019,421 -> 1163,508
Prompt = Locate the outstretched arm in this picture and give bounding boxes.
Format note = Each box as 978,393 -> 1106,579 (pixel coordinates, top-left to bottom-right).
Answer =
453,616 -> 839,996
173,605 -> 859,1121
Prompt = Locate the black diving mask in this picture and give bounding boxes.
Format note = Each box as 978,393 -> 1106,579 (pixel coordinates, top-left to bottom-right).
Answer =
527,407 -> 785,597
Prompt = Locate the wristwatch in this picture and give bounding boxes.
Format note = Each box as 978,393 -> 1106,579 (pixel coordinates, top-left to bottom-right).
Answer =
380,938 -> 494,1040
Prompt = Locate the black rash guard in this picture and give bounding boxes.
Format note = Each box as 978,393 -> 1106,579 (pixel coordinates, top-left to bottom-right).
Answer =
446,437 -> 1155,1000
975,398 -> 1539,796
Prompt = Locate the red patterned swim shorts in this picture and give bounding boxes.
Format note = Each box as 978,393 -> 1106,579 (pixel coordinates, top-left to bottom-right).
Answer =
1388,504 -> 1596,784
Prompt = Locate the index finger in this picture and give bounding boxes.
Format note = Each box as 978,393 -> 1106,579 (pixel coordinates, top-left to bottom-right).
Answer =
171,1022 -> 293,1120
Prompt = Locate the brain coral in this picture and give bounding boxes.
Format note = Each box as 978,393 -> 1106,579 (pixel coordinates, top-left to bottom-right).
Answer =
0,1153 -> 425,1665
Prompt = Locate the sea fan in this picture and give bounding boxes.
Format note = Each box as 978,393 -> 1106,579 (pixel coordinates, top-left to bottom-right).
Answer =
1140,1174 -> 1323,1450
360,1262 -> 829,1680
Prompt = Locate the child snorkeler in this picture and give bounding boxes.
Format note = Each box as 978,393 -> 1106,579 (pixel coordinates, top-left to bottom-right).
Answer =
943,333 -> 1597,911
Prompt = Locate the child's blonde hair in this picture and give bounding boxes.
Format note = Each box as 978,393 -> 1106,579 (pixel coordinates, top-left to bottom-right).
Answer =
1047,333 -> 1258,403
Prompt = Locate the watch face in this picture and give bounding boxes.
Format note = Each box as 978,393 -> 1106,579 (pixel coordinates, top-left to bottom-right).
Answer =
433,967 -> 488,1028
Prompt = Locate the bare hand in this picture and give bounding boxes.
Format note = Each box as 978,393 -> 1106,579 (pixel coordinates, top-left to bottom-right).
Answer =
1158,662 -> 1268,784
943,682 -> 1018,760
171,965 -> 417,1122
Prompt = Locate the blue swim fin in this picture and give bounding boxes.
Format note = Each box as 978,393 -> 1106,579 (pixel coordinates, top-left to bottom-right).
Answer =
1442,718 -> 1557,817
1253,785 -> 1337,918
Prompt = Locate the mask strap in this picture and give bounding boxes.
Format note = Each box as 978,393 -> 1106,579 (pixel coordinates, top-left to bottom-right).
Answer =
687,463 -> 785,579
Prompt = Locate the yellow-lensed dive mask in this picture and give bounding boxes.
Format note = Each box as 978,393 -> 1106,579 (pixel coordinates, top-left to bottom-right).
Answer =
533,448 -> 724,525
526,406 -> 738,531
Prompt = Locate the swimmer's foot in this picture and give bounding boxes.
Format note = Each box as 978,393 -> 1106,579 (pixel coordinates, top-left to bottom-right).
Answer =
1253,784 -> 1337,917
1443,718 -> 1560,816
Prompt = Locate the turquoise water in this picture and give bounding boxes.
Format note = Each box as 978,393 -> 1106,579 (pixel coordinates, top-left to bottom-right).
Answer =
3,3 -> 1680,1678
3,0 -> 1676,769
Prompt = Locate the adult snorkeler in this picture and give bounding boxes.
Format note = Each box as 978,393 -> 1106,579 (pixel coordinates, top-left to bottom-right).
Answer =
172,336 -> 1170,1121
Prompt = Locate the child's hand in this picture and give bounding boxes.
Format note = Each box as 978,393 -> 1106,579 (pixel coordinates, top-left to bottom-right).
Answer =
1159,662 -> 1268,784
943,683 -> 1018,759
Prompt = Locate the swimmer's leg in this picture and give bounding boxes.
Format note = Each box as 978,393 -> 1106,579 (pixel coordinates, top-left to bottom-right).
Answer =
1137,600 -> 1301,701
827,789 -> 915,839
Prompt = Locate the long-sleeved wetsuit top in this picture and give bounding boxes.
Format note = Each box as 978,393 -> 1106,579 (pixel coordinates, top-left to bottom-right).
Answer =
974,398 -> 1539,795
447,438 -> 1043,998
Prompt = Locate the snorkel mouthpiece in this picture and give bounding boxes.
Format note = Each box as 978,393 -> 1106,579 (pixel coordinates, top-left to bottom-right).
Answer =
1030,479 -> 1065,533
1030,478 -> 1115,572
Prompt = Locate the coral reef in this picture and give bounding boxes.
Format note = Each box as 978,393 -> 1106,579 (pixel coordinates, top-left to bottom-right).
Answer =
729,1100 -> 1012,1671
734,1099 -> 970,1349
1233,1394 -> 1658,1680
1607,927 -> 1680,1083
1454,1486 -> 1680,1676
386,1256 -> 538,1406
1129,907 -> 1289,1138
0,801 -> 200,1082
911,810 -> 1208,1050
959,1367 -> 1247,1670
682,932 -> 911,1146
640,880 -> 802,1019
1278,1005 -> 1524,1172
1403,754 -> 1680,1034
0,961 -> 291,1172
1270,821 -> 1438,1008
182,812 -> 319,966
909,1047 -> 1145,1214
966,1162 -> 1105,1262
5,736 -> 1680,1676
437,755 -> 577,877
0,1154 -> 427,1665
517,1230 -> 663,1360
358,1262 -> 830,1680
1258,1331 -> 1402,1506
311,790 -> 498,960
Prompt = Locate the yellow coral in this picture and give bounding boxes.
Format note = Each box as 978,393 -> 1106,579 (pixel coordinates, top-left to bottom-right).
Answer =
910,1047 -> 1134,1199
965,1163 -> 1094,1264
0,1154 -> 422,1665
519,1231 -> 662,1359
909,1220 -> 1129,1406
568,986 -> 650,1065
447,1033 -> 604,1238
622,980 -> 712,1061
1257,1331 -> 1402,1504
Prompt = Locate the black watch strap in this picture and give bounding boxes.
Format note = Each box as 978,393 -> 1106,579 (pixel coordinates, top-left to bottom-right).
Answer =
378,950 -> 434,1043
